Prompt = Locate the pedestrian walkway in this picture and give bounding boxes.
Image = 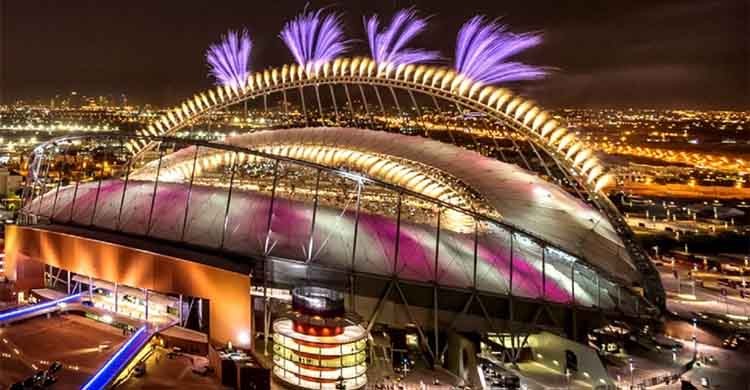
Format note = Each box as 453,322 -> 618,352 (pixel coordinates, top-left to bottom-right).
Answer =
80,325 -> 153,390
0,292 -> 82,325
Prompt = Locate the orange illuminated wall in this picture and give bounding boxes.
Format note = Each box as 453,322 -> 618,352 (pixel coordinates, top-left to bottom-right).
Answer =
3,225 -> 251,347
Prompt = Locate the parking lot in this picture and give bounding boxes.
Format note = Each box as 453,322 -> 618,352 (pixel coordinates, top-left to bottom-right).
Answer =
117,345 -> 223,389
0,313 -> 126,388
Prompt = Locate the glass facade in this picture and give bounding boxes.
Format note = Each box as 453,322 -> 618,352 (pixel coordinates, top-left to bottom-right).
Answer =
272,319 -> 368,390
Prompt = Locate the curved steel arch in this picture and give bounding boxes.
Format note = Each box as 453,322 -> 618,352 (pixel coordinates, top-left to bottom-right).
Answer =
126,58 -> 663,310
132,57 -> 612,195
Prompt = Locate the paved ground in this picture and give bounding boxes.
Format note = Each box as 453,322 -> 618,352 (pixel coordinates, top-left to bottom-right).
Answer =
681,343 -> 750,390
601,263 -> 750,390
117,346 -> 225,390
515,361 -> 596,389
0,313 -> 126,388
658,263 -> 750,321
365,366 -> 457,390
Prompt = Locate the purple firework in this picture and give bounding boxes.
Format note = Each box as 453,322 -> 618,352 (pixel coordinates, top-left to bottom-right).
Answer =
206,29 -> 253,89
280,8 -> 349,70
455,16 -> 546,85
364,8 -> 439,66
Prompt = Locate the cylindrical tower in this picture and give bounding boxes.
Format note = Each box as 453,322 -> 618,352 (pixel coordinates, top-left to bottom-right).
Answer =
272,287 -> 368,389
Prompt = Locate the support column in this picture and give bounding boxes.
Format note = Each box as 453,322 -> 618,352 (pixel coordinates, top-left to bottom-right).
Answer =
282,90 -> 289,116
433,284 -> 440,366
542,247 -> 547,300
263,298 -> 270,356
509,233 -> 514,295
372,86 -> 386,121
35,153 -> 48,216
178,294 -> 183,326
146,148 -> 165,234
343,84 -> 356,118
328,85 -> 340,124
50,152 -> 66,221
358,85 -> 370,116
388,87 -> 401,113
407,90 -> 428,137
430,95 -> 456,144
299,87 -> 309,126
509,137 -> 533,172
145,288 -> 149,321
527,140 -> 554,178
392,193 -> 403,275
350,180 -> 363,270
219,152 -> 238,249
115,160 -> 132,231
571,262 -> 576,305
473,219 -> 479,288
180,146 -> 200,242
314,86 -> 324,119
89,161 -> 105,226
306,169 -> 321,263
264,160 -> 280,255
597,273 -> 601,309
68,179 -> 80,224
114,282 -> 118,314
349,274 -> 356,313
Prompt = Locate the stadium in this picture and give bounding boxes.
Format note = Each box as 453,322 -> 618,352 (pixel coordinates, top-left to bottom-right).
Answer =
2,9 -> 664,389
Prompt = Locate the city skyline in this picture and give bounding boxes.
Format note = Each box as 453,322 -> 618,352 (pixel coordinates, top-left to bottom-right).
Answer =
1,0 -> 748,109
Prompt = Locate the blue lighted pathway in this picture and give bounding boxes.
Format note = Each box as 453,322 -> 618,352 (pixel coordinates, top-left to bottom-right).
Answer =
0,293 -> 83,324
80,325 -> 153,390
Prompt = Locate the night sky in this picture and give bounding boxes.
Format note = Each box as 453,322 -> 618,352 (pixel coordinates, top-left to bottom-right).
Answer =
1,0 -> 748,109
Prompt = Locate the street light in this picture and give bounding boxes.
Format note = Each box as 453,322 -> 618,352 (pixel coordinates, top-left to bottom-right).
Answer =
692,317 -> 699,359
629,358 -> 635,388
692,335 -> 698,359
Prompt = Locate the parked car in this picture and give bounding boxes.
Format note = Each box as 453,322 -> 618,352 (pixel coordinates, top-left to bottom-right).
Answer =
43,375 -> 57,387
48,361 -> 63,374
192,364 -> 210,376
134,362 -> 146,377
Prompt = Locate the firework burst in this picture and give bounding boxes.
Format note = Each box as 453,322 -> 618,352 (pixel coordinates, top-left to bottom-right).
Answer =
280,8 -> 349,71
455,16 -> 546,85
206,29 -> 253,89
364,8 -> 439,67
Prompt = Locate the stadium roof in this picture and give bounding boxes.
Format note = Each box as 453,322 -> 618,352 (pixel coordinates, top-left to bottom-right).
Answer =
135,128 -> 637,282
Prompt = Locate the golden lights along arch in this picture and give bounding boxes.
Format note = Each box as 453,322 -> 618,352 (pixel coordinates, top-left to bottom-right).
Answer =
129,57 -> 613,193
130,142 -> 491,233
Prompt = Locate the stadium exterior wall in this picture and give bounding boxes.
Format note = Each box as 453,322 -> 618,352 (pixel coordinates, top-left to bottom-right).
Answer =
2,224 -> 252,346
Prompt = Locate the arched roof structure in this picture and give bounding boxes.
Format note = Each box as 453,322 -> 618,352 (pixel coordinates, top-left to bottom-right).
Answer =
21,56 -> 664,312
131,128 -> 637,282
